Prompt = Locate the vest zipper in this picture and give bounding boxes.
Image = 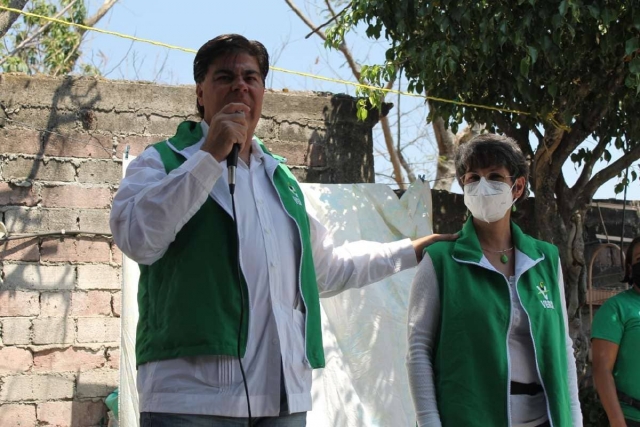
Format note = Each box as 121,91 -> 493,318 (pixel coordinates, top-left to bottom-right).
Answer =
266,172 -> 312,371
452,255 -> 514,425
513,258 -> 555,427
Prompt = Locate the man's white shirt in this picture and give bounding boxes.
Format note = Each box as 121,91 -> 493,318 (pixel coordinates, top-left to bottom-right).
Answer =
110,121 -> 418,417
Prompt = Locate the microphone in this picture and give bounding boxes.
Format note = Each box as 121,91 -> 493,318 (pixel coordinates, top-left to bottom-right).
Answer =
227,143 -> 240,195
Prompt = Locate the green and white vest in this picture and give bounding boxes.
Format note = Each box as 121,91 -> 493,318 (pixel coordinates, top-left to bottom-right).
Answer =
425,218 -> 574,427
135,121 -> 325,369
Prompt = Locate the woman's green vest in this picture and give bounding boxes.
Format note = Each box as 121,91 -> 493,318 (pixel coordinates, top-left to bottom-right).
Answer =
424,218 -> 574,427
135,121 -> 325,369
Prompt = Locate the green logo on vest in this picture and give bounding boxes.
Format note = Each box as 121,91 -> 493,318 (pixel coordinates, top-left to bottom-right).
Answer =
537,282 -> 555,309
289,184 -> 303,206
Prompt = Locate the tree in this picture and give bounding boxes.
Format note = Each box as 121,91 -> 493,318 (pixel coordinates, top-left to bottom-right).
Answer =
0,0 -> 119,75
326,0 -> 640,382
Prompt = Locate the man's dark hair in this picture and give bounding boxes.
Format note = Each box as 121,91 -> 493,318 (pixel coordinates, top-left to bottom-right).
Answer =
622,236 -> 640,284
193,34 -> 269,118
454,133 -> 530,202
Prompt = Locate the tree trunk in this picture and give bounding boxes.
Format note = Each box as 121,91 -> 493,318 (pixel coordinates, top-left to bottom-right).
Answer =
432,116 -> 457,190
533,162 -> 590,383
0,0 -> 28,39
432,117 -> 484,191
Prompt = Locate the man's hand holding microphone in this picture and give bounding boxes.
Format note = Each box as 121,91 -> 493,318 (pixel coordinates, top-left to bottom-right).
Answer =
201,103 -> 250,194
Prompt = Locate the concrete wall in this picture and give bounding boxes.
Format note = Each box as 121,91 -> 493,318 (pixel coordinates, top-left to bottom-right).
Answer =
0,74 -> 378,426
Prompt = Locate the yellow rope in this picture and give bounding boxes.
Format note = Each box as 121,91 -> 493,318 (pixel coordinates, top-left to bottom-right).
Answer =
0,5 -> 571,130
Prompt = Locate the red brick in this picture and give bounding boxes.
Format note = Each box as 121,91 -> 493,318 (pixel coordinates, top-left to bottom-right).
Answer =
72,291 -> 112,317
32,318 -> 75,345
1,318 -> 33,345
3,158 -> 76,182
0,347 -> 33,375
116,135 -> 159,157
39,292 -> 72,317
0,183 -> 40,207
76,370 -> 118,398
77,265 -> 120,290
41,238 -> 111,263
76,160 -> 121,184
76,318 -> 120,344
0,128 -> 41,155
112,291 -> 121,317
33,347 -> 105,372
0,374 -> 75,401
42,131 -> 113,159
0,404 -> 37,427
3,264 -> 75,291
106,348 -> 120,370
0,291 -> 40,317
4,208 -> 79,233
37,401 -> 107,427
77,209 -> 111,234
40,185 -> 111,209
111,243 -> 123,265
0,238 -> 40,262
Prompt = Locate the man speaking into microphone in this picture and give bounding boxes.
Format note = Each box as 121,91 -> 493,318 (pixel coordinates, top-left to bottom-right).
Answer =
110,34 -> 456,427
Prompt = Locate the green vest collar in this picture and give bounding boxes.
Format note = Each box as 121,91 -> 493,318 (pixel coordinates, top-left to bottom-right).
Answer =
168,120 -> 286,165
168,120 -> 203,150
453,217 -> 544,263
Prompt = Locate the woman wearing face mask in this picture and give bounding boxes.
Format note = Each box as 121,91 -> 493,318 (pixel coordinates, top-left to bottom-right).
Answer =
406,134 -> 582,427
592,236 -> 640,427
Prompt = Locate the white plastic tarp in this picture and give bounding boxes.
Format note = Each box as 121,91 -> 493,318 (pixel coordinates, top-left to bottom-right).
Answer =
119,180 -> 433,427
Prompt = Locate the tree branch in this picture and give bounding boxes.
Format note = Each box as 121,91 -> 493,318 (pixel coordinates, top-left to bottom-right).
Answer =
493,112 -> 534,160
0,0 -> 28,39
63,0 -> 120,73
579,143 -> 640,205
0,0 -> 79,68
284,0 -> 360,79
83,0 -> 119,29
572,136 -> 609,194
324,0 -> 337,18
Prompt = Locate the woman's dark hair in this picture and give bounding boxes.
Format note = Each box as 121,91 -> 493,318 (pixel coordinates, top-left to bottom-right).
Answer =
622,236 -> 640,284
193,34 -> 269,118
454,133 -> 530,202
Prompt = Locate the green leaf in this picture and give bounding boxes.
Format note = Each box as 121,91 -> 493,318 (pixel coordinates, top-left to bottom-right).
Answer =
630,57 -> 640,75
601,8 -> 616,26
527,46 -> 538,65
614,183 -> 624,194
548,82 -> 558,97
520,56 -> 531,78
626,37 -> 639,56
551,14 -> 564,29
603,150 -> 611,162
558,0 -> 568,17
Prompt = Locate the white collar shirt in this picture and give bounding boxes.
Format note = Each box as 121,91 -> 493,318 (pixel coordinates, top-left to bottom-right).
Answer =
110,121 -> 418,417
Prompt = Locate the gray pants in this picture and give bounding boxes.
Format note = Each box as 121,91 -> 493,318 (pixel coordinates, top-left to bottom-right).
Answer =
139,412 -> 306,427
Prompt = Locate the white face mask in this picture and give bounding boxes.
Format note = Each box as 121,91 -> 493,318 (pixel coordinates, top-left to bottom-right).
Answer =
463,177 -> 516,223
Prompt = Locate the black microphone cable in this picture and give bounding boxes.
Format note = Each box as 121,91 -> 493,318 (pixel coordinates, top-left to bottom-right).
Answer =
227,143 -> 252,425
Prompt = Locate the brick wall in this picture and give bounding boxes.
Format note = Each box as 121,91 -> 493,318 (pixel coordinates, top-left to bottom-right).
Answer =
0,74 -> 378,426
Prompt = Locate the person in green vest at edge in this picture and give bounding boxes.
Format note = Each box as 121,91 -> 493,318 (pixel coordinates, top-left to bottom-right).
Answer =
109,33 -> 457,427
406,134 -> 583,427
592,236 -> 640,427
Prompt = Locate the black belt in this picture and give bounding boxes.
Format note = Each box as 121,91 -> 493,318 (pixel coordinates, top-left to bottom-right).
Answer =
511,381 -> 543,396
618,390 -> 640,410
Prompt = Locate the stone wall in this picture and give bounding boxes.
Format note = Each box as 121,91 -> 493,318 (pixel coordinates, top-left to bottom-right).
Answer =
0,74 -> 378,426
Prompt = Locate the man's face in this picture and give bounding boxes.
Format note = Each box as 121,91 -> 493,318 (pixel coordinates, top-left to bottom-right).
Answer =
196,53 -> 264,135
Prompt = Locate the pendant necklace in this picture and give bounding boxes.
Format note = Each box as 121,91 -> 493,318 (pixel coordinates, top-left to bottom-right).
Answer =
482,246 -> 514,264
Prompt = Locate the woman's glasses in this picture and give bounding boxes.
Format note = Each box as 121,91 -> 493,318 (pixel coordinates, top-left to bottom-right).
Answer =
461,172 -> 514,186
